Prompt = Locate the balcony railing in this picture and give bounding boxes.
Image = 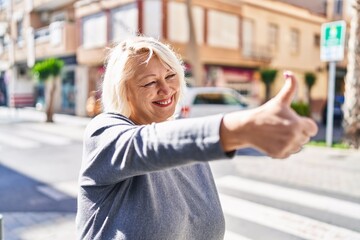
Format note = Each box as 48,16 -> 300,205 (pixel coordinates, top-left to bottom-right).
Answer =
33,21 -> 76,58
34,26 -> 50,42
34,21 -> 67,45
241,43 -> 273,63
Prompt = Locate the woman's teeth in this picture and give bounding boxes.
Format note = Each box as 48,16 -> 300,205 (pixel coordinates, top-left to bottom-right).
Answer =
156,98 -> 172,105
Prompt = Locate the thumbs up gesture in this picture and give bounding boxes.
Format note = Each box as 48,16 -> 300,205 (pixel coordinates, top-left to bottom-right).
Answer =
220,71 -> 318,159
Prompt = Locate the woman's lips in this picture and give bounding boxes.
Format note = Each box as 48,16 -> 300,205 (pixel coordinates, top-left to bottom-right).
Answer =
153,96 -> 173,107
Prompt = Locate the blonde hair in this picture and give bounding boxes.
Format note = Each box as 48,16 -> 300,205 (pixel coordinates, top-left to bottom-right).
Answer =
101,36 -> 187,117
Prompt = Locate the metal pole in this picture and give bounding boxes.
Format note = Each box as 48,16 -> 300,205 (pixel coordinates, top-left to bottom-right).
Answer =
0,214 -> 3,240
326,61 -> 336,147
7,0 -> 17,115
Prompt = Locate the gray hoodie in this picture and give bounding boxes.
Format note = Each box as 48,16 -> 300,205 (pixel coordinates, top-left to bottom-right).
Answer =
76,113 -> 234,240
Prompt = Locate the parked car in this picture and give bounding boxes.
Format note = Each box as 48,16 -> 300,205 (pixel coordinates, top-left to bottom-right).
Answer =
322,95 -> 344,126
175,87 -> 249,118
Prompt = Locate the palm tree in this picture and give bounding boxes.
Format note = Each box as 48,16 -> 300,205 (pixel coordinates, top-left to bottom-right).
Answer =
259,68 -> 278,102
343,0 -> 360,148
186,0 -> 203,86
32,58 -> 64,122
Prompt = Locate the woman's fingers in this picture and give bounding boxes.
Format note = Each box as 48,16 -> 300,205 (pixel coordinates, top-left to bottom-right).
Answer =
300,117 -> 318,137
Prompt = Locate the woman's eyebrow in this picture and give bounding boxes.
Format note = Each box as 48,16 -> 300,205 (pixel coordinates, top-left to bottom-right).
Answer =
138,69 -> 173,81
139,73 -> 156,81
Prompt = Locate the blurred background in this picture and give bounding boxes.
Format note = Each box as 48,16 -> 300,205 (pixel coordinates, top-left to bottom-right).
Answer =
0,0 -> 360,239
0,0 -> 354,119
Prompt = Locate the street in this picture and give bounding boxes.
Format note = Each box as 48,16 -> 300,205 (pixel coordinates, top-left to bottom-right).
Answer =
0,107 -> 360,240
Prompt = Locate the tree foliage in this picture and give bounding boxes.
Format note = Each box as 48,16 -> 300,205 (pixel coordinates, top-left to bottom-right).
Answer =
259,68 -> 278,102
32,58 -> 64,82
304,72 -> 316,113
304,72 -> 316,90
291,101 -> 310,117
31,58 -> 64,122
260,68 -> 277,85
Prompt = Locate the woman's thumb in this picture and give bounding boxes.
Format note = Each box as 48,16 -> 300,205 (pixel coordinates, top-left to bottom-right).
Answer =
275,71 -> 297,105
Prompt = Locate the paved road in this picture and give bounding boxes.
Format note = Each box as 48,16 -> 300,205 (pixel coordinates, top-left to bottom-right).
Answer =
211,148 -> 360,240
0,107 -> 359,240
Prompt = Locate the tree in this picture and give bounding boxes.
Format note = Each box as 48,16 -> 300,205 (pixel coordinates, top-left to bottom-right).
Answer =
32,58 -> 64,122
343,0 -> 360,148
304,72 -> 316,112
186,0 -> 203,86
259,68 -> 278,102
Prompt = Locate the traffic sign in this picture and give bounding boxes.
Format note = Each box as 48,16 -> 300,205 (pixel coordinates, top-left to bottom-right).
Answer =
320,20 -> 346,62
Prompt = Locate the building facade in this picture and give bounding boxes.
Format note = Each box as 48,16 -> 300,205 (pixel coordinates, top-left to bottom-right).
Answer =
0,0 -> 77,113
0,0 -> 354,119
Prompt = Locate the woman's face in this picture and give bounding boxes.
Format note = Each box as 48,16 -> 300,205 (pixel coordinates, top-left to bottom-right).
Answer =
126,55 -> 180,124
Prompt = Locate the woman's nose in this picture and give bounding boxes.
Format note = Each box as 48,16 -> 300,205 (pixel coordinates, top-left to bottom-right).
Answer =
158,81 -> 171,95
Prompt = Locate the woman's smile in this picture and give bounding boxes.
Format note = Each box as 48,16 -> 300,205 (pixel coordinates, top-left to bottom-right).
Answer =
153,95 -> 174,107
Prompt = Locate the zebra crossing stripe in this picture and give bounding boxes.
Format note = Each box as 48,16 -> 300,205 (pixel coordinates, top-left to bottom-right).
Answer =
220,194 -> 360,240
0,133 -> 40,149
0,129 -> 71,149
224,230 -> 252,240
216,176 -> 360,220
12,129 -> 71,146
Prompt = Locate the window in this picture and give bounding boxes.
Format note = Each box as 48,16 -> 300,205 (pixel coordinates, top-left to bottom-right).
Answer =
111,3 -> 138,42
82,13 -> 107,49
167,2 -> 204,44
0,36 -> 4,54
208,10 -> 238,48
314,34 -> 320,47
242,19 -> 254,57
16,19 -> 24,43
334,0 -> 343,16
0,0 -> 6,9
51,11 -> 67,22
268,23 -> 279,51
289,28 -> 300,54
143,0 -> 162,38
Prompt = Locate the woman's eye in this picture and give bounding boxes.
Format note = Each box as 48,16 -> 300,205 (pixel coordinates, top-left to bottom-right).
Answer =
166,73 -> 176,79
143,81 -> 156,87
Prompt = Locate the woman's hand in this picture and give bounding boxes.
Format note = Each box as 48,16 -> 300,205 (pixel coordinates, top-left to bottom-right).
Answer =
220,72 -> 318,159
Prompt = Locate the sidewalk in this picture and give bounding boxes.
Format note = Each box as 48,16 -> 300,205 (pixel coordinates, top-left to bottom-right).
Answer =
0,107 -> 90,143
0,107 -> 85,240
1,107 -> 359,239
231,146 -> 360,201
0,107 -> 90,126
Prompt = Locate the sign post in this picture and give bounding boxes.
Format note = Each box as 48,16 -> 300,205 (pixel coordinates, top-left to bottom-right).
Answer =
320,20 -> 346,147
0,214 -> 3,240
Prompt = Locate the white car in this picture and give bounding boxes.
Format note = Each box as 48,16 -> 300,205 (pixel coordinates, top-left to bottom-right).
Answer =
175,87 -> 249,118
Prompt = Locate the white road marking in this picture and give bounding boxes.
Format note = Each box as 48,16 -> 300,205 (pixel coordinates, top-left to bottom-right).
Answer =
0,129 -> 71,149
13,129 -> 71,146
216,175 -> 360,220
0,133 -> 40,149
220,194 -> 360,240
224,230 -> 252,240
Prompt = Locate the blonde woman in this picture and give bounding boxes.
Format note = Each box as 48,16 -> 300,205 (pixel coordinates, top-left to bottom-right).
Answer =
76,36 -> 317,240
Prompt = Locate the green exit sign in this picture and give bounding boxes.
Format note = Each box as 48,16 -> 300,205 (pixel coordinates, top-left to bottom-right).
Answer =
320,20 -> 346,62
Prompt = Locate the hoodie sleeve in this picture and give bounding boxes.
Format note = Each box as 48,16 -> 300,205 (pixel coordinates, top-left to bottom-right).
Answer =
79,113 -> 234,186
